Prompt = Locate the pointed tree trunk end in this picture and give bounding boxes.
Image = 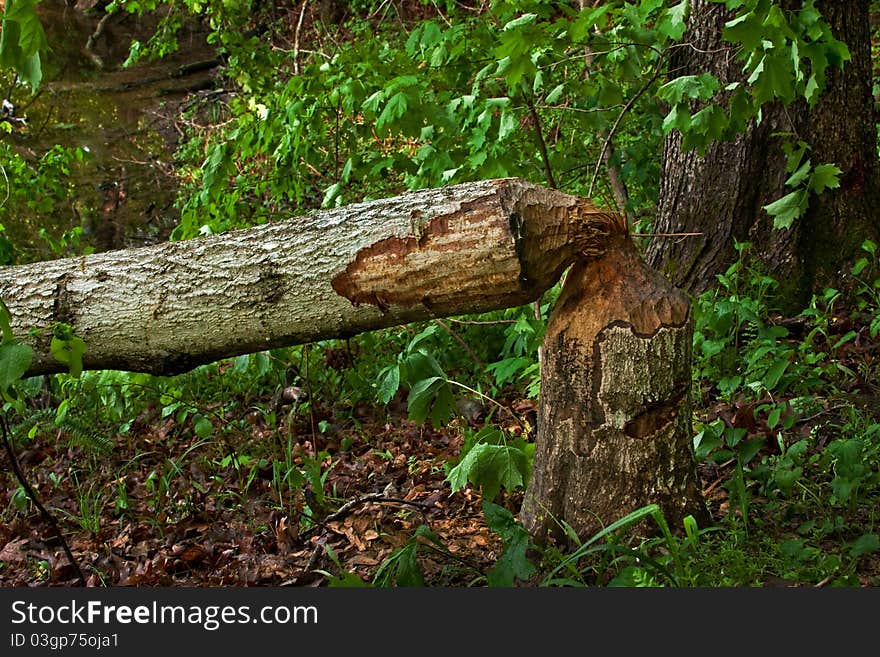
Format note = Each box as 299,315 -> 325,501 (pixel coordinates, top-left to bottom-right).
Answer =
521,234 -> 709,544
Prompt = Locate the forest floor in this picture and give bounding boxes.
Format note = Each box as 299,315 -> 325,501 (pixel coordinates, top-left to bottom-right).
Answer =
0,385 -> 524,587
1,316 -> 878,588
3,1 -> 879,590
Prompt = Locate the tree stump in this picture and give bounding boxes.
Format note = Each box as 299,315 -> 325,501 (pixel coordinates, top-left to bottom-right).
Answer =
521,234 -> 709,543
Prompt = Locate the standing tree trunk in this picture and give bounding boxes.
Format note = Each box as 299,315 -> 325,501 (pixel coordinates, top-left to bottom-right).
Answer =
521,233 -> 709,543
646,0 -> 879,307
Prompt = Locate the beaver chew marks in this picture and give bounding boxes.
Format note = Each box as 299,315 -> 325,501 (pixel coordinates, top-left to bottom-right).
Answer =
331,203 -> 518,314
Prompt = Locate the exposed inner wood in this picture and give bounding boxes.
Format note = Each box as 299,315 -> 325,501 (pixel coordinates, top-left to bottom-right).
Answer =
520,235 -> 709,543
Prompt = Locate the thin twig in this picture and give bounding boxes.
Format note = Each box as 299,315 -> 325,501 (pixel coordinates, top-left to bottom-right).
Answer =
631,232 -> 704,238
323,494 -> 430,523
85,12 -> 113,70
797,404 -> 849,425
433,319 -> 484,369
292,0 -> 309,76
527,98 -> 557,189
444,380 -> 533,433
0,414 -> 86,585
814,574 -> 834,588
588,57 -> 667,198
533,103 -> 623,114
446,318 -> 516,326
284,536 -> 326,586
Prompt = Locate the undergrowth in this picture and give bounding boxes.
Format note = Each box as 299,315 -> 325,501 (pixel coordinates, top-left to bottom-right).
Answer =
2,238 -> 879,587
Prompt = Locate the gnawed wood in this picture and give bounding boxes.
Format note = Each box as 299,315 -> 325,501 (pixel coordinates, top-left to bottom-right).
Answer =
520,234 -> 709,543
1,178 -> 622,376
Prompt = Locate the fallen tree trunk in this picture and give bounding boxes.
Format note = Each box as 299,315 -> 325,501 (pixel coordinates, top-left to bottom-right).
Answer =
1,178 -> 616,376
1,177 -> 709,543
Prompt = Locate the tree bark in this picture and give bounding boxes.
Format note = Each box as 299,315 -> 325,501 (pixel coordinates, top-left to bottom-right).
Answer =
3,176 -> 710,542
521,234 -> 709,543
1,178 -> 619,376
646,0 -> 880,307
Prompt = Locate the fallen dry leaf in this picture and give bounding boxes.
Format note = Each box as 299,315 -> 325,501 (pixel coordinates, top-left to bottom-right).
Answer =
0,538 -> 29,562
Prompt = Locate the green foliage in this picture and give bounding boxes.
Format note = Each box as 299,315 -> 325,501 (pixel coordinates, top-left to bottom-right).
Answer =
0,143 -> 93,264
50,323 -> 87,379
661,0 -> 849,152
537,504 -> 710,587
483,501 -> 536,586
165,0 -> 702,238
375,324 -> 456,428
0,297 -> 33,398
762,137 -> 842,228
692,241 -> 830,404
0,0 -> 48,89
446,425 -> 533,502
372,525 -> 449,587
2,0 -> 877,589
691,238 -> 880,570
56,476 -> 105,535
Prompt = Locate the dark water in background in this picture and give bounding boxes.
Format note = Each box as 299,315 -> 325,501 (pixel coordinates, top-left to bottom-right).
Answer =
2,0 -> 216,260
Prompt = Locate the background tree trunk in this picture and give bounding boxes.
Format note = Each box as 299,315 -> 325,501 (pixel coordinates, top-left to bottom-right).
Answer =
646,0 -> 879,308
521,234 -> 709,543
1,178 -> 617,376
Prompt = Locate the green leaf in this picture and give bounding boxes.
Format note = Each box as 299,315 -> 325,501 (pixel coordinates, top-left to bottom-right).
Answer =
723,11 -> 763,53
694,427 -> 723,461
763,188 -> 808,229
200,141 -> 232,201
809,163 -> 841,194
748,51 -> 796,105
657,73 -> 719,104
0,342 -> 32,391
373,525 -> 445,587
774,464 -> 802,495
373,542 -> 424,587
407,376 -> 442,424
767,405 -> 782,429
376,91 -> 408,134
784,159 -> 812,188
724,426 -> 747,449
376,365 -> 401,405
736,436 -> 765,465
0,0 -> 48,89
50,331 -> 87,379
544,83 -> 564,104
322,569 -> 369,587
849,534 -> 880,559
0,297 -> 14,344
446,443 -> 528,502
688,104 -> 728,147
658,1 -> 689,41
503,13 -> 537,31
717,375 -> 742,396
762,358 -> 790,390
406,375 -> 454,427
485,357 -> 531,387
497,109 -> 516,141
321,182 -> 342,208
661,104 -> 690,134
483,501 -> 536,586
194,416 -> 214,437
